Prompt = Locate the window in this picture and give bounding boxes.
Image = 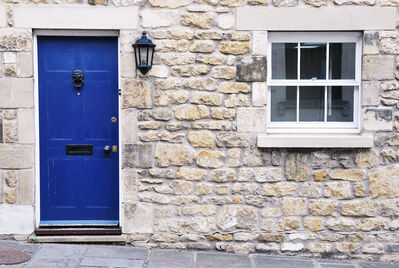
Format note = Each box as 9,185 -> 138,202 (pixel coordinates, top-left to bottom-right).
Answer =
267,32 -> 362,133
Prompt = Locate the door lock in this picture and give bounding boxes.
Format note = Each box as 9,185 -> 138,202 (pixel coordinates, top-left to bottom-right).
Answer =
104,145 -> 111,153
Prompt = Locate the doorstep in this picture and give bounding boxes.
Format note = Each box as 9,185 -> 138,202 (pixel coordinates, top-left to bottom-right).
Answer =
30,235 -> 127,243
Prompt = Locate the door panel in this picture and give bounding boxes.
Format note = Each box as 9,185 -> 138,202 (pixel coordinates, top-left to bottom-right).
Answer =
38,36 -> 119,225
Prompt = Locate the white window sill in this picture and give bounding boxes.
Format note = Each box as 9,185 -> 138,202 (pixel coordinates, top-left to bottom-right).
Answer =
257,133 -> 373,148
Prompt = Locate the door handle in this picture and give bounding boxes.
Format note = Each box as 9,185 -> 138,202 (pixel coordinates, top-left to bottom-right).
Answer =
104,145 -> 111,153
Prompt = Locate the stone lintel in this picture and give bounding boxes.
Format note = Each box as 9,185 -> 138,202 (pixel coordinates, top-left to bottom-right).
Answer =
14,6 -> 139,29
236,7 -> 396,31
0,6 -> 6,27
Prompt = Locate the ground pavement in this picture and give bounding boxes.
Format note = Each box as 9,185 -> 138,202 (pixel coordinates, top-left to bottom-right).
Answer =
0,240 -> 398,268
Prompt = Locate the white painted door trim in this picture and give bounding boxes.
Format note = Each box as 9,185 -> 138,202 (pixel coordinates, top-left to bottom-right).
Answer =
33,30 -> 122,229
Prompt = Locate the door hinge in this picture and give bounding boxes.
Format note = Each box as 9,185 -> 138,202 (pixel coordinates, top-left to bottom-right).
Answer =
118,89 -> 121,96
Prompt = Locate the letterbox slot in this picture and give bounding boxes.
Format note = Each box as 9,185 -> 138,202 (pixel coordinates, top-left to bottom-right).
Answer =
66,145 -> 93,155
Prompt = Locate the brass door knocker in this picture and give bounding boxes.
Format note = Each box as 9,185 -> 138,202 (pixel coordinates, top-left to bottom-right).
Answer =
72,70 -> 84,89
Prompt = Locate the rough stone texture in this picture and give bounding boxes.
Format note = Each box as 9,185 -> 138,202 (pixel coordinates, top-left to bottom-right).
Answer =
122,80 -> 152,109
2,0 -> 399,262
236,56 -> 266,82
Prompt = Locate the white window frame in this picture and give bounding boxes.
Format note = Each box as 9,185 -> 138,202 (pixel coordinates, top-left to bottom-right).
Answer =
267,32 -> 362,134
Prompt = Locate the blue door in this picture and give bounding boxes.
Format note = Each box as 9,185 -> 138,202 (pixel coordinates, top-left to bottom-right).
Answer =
38,36 -> 119,225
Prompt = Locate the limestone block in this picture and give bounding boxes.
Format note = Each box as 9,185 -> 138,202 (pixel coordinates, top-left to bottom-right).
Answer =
324,181 -> 352,199
176,167 -> 207,181
149,0 -> 190,8
362,55 -> 394,80
255,167 -> 281,182
3,120 -> 17,143
329,169 -> 365,181
197,150 -> 225,168
17,109 -> 34,144
188,131 -> 213,148
122,169 -> 137,203
215,132 -> 250,148
335,0 -> 375,4
225,94 -> 251,107
154,91 -> 188,106
309,200 -> 337,216
180,13 -> 213,29
123,144 -> 153,168
161,53 -> 195,65
211,66 -> 235,80
278,218 -> 300,231
326,218 -> 355,232
248,0 -> 268,4
210,169 -> 235,182
141,10 -> 177,28
369,165 -> 399,198
3,52 -> 16,64
5,188 -> 16,204
236,56 -> 266,82
237,107 -> 267,133
363,108 -> 393,131
299,182 -> 322,198
196,54 -> 226,65
341,200 -> 378,217
219,42 -> 250,55
174,105 -> 209,121
304,218 -> 323,232
219,82 -> 250,94
261,182 -> 296,196
0,28 -> 32,52
195,183 -> 212,195
216,15 -> 234,30
16,52 -> 32,78
192,121 -> 231,131
380,199 -> 399,216
281,197 -> 306,216
183,78 -> 217,91
217,205 -> 258,231
18,169 -> 34,205
285,153 -> 308,181
0,144 -> 33,168
0,205 -> 34,234
363,32 -> 379,55
0,78 -> 33,108
154,144 -> 192,167
273,0 -> 297,6
304,0 -> 327,6
189,40 -> 216,53
211,108 -> 235,120
121,109 -> 137,143
252,31 -> 268,56
362,81 -> 379,106
122,80 -> 152,109
120,53 -> 135,78
123,203 -> 153,233
191,92 -> 223,106
252,82 -> 267,107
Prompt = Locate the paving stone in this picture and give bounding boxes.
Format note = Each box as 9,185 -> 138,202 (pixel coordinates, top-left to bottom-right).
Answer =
358,262 -> 399,268
24,244 -> 87,268
196,252 -> 250,268
80,256 -> 145,267
147,249 -> 194,268
84,245 -> 148,260
252,255 -> 315,268
319,262 -> 356,268
0,240 -> 40,254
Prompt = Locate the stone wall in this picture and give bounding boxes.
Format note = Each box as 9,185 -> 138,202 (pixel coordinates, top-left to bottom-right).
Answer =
1,0 -> 399,262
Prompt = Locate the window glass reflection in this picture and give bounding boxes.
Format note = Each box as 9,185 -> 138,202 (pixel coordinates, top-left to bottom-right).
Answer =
327,86 -> 354,122
300,43 -> 326,80
271,86 -> 297,121
299,86 -> 325,121
272,43 -> 298,79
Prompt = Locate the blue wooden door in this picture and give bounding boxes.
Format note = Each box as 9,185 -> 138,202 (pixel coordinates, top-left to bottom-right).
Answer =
38,36 -> 119,225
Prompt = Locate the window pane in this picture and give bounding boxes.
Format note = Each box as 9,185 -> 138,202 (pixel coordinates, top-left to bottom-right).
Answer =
329,43 -> 356,79
299,86 -> 324,121
272,43 -> 297,79
327,86 -> 354,122
300,43 -> 326,80
271,86 -> 297,121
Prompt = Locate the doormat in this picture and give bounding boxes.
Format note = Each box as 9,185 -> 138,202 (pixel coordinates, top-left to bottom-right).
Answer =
0,249 -> 31,264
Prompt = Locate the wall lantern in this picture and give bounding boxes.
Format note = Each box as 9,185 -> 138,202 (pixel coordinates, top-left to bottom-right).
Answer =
133,31 -> 156,75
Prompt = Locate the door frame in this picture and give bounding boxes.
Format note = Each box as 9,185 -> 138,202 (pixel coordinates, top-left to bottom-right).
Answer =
33,30 -> 122,228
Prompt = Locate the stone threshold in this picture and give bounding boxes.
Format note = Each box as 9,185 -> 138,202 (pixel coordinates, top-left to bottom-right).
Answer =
30,235 -> 127,244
